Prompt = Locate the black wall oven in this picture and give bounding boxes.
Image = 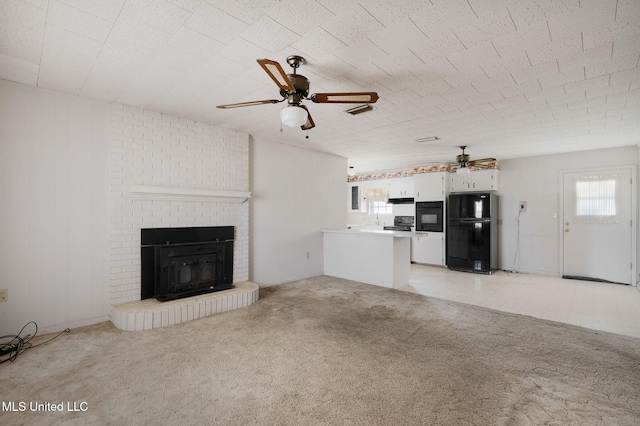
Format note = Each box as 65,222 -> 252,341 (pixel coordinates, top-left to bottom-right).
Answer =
415,201 -> 444,232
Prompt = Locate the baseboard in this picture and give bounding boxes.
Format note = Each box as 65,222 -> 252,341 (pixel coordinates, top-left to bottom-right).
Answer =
38,315 -> 111,335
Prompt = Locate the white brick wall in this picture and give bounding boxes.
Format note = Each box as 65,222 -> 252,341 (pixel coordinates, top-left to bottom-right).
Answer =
109,104 -> 249,305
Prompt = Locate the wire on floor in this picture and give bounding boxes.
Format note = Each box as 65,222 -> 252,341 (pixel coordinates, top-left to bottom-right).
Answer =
0,321 -> 70,364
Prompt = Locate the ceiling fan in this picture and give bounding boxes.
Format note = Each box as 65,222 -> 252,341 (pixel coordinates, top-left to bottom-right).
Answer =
453,146 -> 496,174
216,55 -> 379,131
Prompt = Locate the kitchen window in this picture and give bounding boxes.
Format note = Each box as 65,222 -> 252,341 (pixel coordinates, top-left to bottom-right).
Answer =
361,187 -> 391,215
368,201 -> 393,215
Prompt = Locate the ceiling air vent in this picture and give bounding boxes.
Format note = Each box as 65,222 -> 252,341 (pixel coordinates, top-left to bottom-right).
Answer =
415,136 -> 439,143
345,104 -> 375,115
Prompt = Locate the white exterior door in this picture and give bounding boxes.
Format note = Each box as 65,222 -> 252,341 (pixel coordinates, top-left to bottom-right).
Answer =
562,167 -> 634,284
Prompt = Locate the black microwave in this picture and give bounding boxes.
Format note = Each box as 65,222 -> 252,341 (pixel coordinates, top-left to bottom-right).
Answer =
415,201 -> 444,232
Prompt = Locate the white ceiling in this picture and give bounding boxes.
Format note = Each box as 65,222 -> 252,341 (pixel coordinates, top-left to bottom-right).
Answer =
1,0 -> 639,173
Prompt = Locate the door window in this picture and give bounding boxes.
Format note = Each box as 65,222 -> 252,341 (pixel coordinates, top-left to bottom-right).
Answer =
573,174 -> 619,223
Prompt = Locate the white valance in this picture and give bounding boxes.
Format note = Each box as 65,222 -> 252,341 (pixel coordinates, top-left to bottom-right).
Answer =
362,187 -> 389,203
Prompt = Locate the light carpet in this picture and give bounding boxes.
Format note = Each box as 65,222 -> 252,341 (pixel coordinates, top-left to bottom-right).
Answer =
1,275 -> 640,425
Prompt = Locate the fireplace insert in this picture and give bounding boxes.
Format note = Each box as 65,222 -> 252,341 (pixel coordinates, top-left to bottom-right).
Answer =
141,226 -> 234,302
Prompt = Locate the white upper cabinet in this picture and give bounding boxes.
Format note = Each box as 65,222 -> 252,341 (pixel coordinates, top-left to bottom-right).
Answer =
415,172 -> 447,201
388,177 -> 415,198
449,169 -> 500,192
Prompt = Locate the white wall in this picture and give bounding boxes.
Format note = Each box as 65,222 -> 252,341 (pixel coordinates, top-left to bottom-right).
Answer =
0,80 -> 250,335
498,146 -> 639,277
0,81 -> 110,335
109,105 -> 249,305
250,138 -> 346,284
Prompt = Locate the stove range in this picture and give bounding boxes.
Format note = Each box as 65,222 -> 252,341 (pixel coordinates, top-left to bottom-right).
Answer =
383,215 -> 414,232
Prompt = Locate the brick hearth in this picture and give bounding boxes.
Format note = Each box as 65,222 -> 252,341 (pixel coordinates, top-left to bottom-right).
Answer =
111,282 -> 259,331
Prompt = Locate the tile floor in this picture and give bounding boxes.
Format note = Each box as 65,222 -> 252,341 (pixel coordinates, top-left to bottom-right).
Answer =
398,264 -> 640,339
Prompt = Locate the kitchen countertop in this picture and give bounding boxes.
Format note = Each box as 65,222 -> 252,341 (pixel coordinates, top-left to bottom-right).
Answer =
322,228 -> 416,237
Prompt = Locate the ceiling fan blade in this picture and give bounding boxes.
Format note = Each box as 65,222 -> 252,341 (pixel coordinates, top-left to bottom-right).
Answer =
468,163 -> 494,169
216,99 -> 282,109
257,58 -> 295,92
310,92 -> 379,104
299,105 -> 315,130
469,158 -> 497,164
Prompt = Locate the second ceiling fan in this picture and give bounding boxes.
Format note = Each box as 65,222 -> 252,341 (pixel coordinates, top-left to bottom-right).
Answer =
216,55 -> 379,131
453,146 -> 496,172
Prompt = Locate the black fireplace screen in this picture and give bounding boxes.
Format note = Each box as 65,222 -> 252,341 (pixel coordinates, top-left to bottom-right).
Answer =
141,226 -> 234,302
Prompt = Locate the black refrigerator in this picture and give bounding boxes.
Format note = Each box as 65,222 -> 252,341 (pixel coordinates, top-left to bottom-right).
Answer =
447,192 -> 498,274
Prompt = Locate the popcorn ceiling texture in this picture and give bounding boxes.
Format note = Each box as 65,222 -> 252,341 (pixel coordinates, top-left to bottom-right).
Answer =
109,104 -> 250,305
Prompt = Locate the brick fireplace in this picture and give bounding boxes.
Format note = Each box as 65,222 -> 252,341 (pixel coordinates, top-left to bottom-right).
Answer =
109,104 -> 250,307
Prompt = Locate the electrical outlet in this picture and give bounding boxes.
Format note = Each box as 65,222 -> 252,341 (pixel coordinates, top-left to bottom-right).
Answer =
519,201 -> 527,212
0,289 -> 7,303
306,251 -> 310,259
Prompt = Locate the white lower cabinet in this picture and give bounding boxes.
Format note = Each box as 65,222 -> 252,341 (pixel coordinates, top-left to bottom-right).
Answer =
411,232 -> 444,266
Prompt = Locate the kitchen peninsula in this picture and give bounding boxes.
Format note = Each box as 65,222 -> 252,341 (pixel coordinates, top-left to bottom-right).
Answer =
322,229 -> 413,289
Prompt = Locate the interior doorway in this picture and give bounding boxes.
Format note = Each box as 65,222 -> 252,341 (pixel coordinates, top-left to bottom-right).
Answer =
561,166 -> 636,285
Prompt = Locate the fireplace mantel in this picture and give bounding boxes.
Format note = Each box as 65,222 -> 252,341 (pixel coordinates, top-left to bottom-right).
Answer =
128,185 -> 250,203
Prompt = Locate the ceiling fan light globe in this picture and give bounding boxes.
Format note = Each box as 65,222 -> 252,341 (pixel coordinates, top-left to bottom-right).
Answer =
281,106 -> 308,127
456,166 -> 471,175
